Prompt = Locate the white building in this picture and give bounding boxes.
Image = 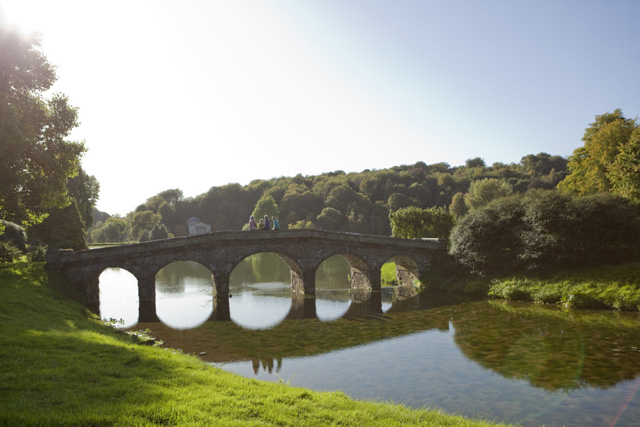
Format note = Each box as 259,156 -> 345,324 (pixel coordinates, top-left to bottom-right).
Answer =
186,217 -> 211,235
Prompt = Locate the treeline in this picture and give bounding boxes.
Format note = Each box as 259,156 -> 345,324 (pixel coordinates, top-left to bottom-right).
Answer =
449,109 -> 640,276
89,153 -> 568,243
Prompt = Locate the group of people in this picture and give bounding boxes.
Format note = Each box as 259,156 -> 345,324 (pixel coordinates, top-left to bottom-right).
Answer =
248,215 -> 279,231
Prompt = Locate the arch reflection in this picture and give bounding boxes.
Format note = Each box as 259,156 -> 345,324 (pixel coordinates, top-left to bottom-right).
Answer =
315,255 -> 351,321
229,253 -> 291,329
98,267 -> 138,328
155,261 -> 213,329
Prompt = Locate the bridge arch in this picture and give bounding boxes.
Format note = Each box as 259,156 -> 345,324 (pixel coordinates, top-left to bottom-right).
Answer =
155,261 -> 215,328
47,230 -> 446,321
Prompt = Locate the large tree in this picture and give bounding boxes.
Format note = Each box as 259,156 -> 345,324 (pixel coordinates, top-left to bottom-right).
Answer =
0,29 -> 86,228
610,128 -> 640,202
558,110 -> 637,197
465,178 -> 514,211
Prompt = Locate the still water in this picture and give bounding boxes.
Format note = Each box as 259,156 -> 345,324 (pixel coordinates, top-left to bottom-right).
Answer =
99,254 -> 640,426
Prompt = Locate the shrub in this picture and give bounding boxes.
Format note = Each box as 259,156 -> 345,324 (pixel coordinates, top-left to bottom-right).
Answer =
449,196 -> 525,274
27,244 -> 48,262
0,241 -> 22,263
450,190 -> 640,275
0,220 -> 27,251
562,291 -> 609,310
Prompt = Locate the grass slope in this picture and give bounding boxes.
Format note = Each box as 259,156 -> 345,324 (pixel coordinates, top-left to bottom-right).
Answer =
0,262 -> 508,426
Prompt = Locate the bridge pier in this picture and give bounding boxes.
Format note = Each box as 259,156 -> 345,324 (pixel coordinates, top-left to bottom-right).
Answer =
344,289 -> 383,318
212,272 -> 230,299
286,293 -> 317,320
211,297 -> 231,321
137,273 -> 159,322
350,267 -> 381,291
290,269 -> 316,295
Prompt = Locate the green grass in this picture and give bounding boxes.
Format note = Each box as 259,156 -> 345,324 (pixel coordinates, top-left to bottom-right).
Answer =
487,262 -> 640,310
0,262 -> 508,426
381,261 -> 397,285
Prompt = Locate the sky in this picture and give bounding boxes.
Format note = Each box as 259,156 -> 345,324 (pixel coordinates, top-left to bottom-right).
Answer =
1,0 -> 639,216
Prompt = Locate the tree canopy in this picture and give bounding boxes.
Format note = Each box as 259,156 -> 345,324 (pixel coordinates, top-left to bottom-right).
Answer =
0,29 -> 86,228
558,109 -> 638,200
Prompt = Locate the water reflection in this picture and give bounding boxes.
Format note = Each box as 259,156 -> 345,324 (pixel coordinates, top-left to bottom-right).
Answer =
145,297 -> 638,427
229,254 -> 292,329
155,261 -> 214,329
99,253 -> 388,329
98,268 -> 138,328
97,259 -> 640,426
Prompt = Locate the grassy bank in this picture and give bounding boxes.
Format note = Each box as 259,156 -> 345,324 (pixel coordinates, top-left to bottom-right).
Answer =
0,262 -> 507,426
478,262 -> 640,311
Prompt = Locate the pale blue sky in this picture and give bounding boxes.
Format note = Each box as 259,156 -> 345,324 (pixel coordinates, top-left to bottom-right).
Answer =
2,0 -> 639,215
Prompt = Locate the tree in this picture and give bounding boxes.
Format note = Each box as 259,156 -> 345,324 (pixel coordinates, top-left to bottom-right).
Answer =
326,185 -> 359,214
66,167 -> 100,229
129,210 -> 161,242
449,192 -> 469,221
156,189 -> 184,206
558,110 -> 637,196
610,128 -> 640,202
449,191 -> 640,274
251,195 -> 279,221
449,196 -> 526,274
150,223 -> 170,240
389,206 -> 454,239
280,191 -> 323,227
27,200 -> 87,250
316,207 -> 344,230
465,179 -> 513,211
90,217 -> 128,243
465,157 -> 486,168
0,220 -> 27,252
387,193 -> 412,211
0,29 -> 86,227
520,153 -> 567,177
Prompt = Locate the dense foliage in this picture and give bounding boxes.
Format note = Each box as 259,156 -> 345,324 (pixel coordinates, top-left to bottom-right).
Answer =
559,109 -> 639,202
1,29 -> 99,251
0,29 -> 87,228
89,154 -> 568,242
449,190 -> 640,275
389,206 -> 454,239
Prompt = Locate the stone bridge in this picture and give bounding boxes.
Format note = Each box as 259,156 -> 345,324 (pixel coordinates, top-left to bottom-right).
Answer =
46,229 -> 447,321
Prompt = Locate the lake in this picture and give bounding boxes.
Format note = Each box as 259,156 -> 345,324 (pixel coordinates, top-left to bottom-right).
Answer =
98,254 -> 640,426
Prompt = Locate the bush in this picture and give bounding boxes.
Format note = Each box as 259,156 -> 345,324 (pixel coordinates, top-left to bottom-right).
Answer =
0,241 -> 22,263
390,206 -> 455,239
449,196 -> 525,274
0,220 -> 27,252
450,190 -> 640,275
27,244 -> 48,262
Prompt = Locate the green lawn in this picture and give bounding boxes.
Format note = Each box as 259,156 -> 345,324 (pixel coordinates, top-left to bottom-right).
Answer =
0,262 -> 508,426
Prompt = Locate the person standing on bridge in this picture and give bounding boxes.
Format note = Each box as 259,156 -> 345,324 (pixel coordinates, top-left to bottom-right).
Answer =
249,215 -> 257,231
272,217 -> 279,230
263,215 -> 271,230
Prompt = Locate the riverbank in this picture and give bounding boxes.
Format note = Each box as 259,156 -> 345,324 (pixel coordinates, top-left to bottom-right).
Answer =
445,261 -> 640,311
0,262 -> 507,426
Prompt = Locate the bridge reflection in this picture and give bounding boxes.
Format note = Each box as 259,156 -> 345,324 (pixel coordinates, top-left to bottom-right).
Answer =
134,285 -> 420,325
